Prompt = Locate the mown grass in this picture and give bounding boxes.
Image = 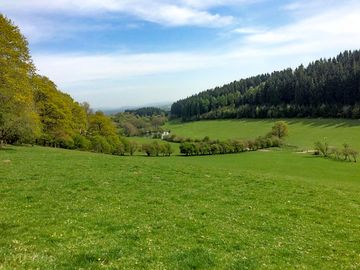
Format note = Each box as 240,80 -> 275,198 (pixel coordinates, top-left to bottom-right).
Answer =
1,144 -> 360,269
164,118 -> 360,149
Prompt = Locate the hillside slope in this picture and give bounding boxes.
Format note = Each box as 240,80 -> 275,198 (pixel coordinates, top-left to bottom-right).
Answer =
1,145 -> 360,269
171,50 -> 360,120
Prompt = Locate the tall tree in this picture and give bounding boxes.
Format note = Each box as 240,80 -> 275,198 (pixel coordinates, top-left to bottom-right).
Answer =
0,14 -> 40,144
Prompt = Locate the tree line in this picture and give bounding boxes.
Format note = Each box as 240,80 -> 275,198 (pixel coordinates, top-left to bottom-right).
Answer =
124,107 -> 168,117
178,121 -> 287,156
0,14 -> 174,157
171,50 -> 360,120
0,14 -> 122,154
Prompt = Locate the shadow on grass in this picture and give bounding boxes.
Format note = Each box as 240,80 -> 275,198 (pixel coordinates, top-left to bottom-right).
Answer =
0,147 -> 16,152
285,118 -> 360,128
173,118 -> 360,128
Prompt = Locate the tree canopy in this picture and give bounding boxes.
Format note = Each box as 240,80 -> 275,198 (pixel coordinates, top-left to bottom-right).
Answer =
0,14 -> 40,144
0,14 -> 124,154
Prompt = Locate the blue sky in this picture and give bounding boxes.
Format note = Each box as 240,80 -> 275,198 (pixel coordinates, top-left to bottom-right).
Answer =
2,0 -> 360,109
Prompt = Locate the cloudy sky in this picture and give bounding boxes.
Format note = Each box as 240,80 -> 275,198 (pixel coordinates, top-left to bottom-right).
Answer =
2,0 -> 360,109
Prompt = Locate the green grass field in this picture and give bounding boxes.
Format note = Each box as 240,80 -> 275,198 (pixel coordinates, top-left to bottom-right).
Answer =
165,118 -> 360,149
1,119 -> 360,269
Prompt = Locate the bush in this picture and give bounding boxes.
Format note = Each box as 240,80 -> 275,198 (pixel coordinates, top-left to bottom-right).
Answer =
342,143 -> 358,162
179,142 -> 194,156
126,141 -> 138,156
55,136 -> 74,149
113,141 -> 126,156
90,136 -> 112,153
73,134 -> 91,150
314,141 -> 358,163
314,141 -> 330,157
142,141 -> 173,157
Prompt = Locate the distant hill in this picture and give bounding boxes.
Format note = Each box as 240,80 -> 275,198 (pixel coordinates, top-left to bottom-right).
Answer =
101,102 -> 172,115
171,50 -> 360,120
125,107 -> 168,117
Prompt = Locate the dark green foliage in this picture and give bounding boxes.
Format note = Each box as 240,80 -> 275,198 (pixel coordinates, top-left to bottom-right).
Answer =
171,50 -> 360,120
125,107 -> 167,117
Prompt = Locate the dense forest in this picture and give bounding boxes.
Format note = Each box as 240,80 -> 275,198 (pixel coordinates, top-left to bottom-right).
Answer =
171,50 -> 360,120
125,107 -> 168,117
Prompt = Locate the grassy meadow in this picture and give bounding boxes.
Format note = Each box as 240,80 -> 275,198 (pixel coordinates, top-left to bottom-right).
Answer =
1,119 -> 360,269
165,118 -> 360,149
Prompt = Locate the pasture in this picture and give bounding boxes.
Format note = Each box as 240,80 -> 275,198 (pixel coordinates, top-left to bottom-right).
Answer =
164,118 -> 360,149
1,118 -> 360,269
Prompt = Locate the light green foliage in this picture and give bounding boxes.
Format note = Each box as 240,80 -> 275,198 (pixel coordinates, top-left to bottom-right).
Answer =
88,111 -> 117,137
342,143 -> 359,162
0,14 -> 40,143
314,141 -> 330,157
126,140 -> 138,156
33,75 -> 88,147
90,135 -> 112,154
315,142 -> 359,162
0,15 -> 89,147
1,146 -> 359,269
142,141 -> 173,156
112,112 -> 167,136
73,134 -> 91,150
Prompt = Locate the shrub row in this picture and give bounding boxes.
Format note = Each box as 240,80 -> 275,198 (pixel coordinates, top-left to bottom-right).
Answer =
38,134 -> 141,156
163,133 -> 195,143
179,135 -> 282,156
142,141 -> 173,156
314,141 -> 358,162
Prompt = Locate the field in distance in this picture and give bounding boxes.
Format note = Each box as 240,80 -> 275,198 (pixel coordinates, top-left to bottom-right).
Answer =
164,118 -> 360,149
1,118 -> 360,269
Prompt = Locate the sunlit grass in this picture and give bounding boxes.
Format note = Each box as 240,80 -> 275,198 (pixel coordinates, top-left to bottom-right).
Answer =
1,145 -> 359,269
164,118 -> 360,149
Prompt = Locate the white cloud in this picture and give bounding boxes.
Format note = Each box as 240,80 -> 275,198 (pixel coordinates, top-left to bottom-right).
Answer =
232,27 -> 266,34
33,52 -> 223,84
180,0 -> 256,9
1,0 -> 236,27
247,3 -> 360,48
28,1 -> 360,107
